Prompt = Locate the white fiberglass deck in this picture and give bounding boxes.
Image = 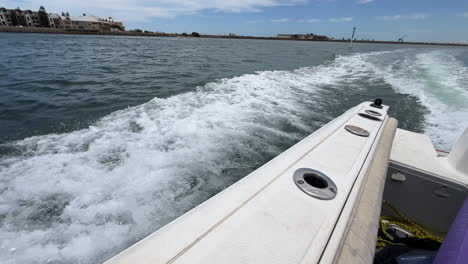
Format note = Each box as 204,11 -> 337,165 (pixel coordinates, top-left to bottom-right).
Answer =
105,102 -> 390,264
390,129 -> 468,185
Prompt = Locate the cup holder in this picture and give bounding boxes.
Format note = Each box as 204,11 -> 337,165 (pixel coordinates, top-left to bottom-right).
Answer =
293,168 -> 337,200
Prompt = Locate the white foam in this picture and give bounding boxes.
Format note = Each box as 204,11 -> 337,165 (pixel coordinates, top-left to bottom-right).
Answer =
0,55 -> 371,264
366,49 -> 468,150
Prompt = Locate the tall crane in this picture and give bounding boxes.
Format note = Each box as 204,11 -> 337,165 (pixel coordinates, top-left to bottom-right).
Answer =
349,27 -> 356,48
398,35 -> 407,42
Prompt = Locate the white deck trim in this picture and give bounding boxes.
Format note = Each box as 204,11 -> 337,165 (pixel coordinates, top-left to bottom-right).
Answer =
390,129 -> 468,185
104,102 -> 390,264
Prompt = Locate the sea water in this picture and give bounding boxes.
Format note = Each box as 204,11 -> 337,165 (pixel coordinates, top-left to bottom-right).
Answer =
0,34 -> 467,263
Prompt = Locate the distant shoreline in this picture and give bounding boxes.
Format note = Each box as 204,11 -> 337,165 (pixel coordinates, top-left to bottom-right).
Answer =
1,26 -> 467,47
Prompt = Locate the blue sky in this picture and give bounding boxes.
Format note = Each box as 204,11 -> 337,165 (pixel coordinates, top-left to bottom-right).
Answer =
2,0 -> 468,42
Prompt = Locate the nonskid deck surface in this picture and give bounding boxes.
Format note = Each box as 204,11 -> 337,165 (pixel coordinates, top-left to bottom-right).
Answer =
105,102 -> 391,264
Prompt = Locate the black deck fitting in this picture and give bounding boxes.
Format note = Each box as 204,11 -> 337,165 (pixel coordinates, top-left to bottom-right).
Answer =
370,98 -> 383,109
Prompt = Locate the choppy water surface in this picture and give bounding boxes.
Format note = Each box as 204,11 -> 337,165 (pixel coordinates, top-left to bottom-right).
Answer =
0,34 -> 467,263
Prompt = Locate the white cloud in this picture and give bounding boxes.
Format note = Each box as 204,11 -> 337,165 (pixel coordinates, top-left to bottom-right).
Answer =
357,0 -> 374,4
329,17 -> 353,22
271,18 -> 290,22
376,13 -> 430,21
463,12 -> 468,18
1,0 -> 300,22
297,18 -> 320,23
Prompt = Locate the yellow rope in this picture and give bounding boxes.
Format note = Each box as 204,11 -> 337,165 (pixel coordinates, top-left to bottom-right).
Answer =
376,237 -> 395,248
377,200 -> 443,248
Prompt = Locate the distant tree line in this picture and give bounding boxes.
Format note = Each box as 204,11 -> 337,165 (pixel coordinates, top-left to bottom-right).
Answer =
180,32 -> 200,37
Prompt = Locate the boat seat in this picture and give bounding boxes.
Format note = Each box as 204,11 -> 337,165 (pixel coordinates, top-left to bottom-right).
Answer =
433,198 -> 468,264
334,118 -> 398,264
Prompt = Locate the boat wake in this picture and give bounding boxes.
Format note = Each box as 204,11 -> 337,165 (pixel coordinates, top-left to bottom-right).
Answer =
0,48 -> 467,263
366,49 -> 468,150
0,55 -> 366,263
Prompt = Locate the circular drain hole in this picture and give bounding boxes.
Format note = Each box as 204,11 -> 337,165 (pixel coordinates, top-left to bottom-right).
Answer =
304,173 -> 328,189
293,168 -> 337,200
345,125 -> 370,137
358,113 -> 382,121
364,109 -> 382,117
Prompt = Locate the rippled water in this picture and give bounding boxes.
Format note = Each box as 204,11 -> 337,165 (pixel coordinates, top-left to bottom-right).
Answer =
1,34 -> 467,263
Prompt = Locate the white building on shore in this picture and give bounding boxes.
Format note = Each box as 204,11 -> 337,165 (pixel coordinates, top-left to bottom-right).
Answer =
61,13 -> 125,32
0,6 -> 125,32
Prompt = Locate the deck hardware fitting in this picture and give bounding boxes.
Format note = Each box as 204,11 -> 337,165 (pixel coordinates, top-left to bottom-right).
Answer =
344,125 -> 370,137
358,113 -> 383,121
365,109 -> 383,116
293,168 -> 338,200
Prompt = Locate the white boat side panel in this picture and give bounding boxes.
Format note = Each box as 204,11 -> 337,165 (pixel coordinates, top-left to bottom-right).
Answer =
390,129 -> 467,184
173,114 -> 384,264
448,127 -> 468,175
104,102 -> 389,264
104,103 -> 364,264
316,118 -> 390,264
